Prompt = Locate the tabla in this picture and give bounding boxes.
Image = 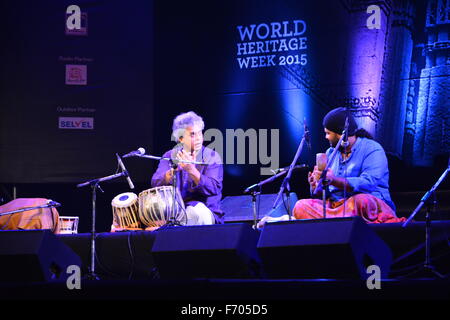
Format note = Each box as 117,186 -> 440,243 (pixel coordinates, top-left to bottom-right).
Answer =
138,186 -> 186,228
58,216 -> 79,234
111,192 -> 141,231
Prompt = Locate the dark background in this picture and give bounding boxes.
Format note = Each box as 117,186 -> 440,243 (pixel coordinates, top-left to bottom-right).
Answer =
1,0 -> 448,232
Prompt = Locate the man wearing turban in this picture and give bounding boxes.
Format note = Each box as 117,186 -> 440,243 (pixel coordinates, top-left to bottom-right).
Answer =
292,107 -> 405,223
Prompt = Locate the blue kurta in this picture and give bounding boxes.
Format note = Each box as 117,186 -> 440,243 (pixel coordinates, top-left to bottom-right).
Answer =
324,137 -> 396,211
151,146 -> 224,223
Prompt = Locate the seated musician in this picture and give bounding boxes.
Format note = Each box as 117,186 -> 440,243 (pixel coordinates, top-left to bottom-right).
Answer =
151,111 -> 224,225
259,107 -> 405,227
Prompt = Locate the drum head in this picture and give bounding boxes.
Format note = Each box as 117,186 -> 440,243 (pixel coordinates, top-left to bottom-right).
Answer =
111,192 -> 141,231
112,192 -> 138,207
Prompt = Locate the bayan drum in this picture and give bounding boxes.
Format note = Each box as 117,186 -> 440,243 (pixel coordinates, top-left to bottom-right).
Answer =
138,186 -> 186,228
58,216 -> 79,234
111,192 -> 142,231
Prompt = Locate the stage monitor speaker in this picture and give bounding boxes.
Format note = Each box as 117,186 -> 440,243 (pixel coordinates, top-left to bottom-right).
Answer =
221,193 -> 298,222
257,217 -> 393,279
0,229 -> 82,283
151,223 -> 261,279
58,231 -> 158,280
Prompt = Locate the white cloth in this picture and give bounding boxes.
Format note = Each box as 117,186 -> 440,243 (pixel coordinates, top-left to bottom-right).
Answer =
185,202 -> 215,225
257,214 -> 291,229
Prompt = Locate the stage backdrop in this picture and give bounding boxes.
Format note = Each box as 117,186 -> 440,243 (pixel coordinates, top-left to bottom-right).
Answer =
0,0 -> 154,184
1,0 -> 449,232
153,0 -> 449,197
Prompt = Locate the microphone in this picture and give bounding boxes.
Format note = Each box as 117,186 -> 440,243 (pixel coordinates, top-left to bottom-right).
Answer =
304,118 -> 311,150
116,154 -> 135,189
272,164 -> 309,174
122,147 -> 146,158
47,200 -> 61,207
341,117 -> 349,148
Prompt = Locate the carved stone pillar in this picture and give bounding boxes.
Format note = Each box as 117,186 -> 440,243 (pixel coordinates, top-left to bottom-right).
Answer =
413,0 -> 449,166
377,0 -> 415,157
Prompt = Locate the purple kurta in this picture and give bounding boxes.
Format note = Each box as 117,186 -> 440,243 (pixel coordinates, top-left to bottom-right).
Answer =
151,146 -> 224,223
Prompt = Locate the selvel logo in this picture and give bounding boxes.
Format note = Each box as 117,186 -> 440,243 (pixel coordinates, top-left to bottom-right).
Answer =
59,117 -> 94,130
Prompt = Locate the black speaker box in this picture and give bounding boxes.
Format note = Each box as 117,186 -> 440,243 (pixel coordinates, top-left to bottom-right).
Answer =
58,231 -> 158,280
151,223 -> 261,279
257,217 -> 393,279
0,229 -> 82,283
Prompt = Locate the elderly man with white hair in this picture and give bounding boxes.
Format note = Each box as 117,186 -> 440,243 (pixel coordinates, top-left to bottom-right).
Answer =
151,111 -> 224,225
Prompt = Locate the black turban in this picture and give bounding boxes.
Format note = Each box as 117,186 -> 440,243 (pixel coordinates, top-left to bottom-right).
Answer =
322,107 -> 358,135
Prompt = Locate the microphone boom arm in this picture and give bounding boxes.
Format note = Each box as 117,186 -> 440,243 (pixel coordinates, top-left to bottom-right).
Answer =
244,165 -> 308,194
116,153 -> 134,189
76,171 -> 128,188
272,132 -> 307,213
403,165 -> 450,227
0,201 -> 61,217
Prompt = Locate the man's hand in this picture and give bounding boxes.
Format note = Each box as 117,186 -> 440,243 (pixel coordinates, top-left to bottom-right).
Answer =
323,168 -> 335,186
310,165 -> 335,186
176,149 -> 196,173
164,168 -> 175,184
176,149 -> 201,186
308,170 -> 317,189
312,165 -> 353,192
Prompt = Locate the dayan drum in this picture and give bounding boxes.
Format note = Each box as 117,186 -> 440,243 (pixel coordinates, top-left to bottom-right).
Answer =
58,216 -> 79,234
138,186 -> 186,228
111,192 -> 141,231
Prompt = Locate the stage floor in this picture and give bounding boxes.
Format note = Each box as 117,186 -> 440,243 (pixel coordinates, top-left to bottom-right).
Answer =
1,220 -> 450,303
52,220 -> 450,281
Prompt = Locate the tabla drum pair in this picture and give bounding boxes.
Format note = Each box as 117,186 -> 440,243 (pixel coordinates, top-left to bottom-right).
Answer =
111,186 -> 186,231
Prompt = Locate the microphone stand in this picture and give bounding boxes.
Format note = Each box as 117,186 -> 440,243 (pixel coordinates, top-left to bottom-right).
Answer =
0,201 -> 61,217
341,117 -> 349,218
401,160 -> 449,278
166,159 -> 182,227
313,131 -> 347,219
76,166 -> 131,280
244,166 -> 307,228
244,165 -> 309,194
248,185 -> 261,230
272,130 -> 309,220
